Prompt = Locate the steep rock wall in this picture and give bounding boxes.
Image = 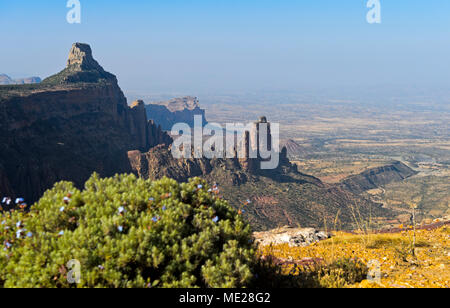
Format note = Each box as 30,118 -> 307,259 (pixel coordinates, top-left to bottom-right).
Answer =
0,43 -> 171,203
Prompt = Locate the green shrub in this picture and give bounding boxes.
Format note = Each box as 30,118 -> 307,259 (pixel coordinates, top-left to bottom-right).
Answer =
0,173 -> 256,288
317,258 -> 368,288
252,255 -> 320,288
252,255 -> 368,289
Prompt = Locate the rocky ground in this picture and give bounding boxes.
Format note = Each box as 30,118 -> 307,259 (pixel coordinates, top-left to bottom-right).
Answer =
258,220 -> 450,288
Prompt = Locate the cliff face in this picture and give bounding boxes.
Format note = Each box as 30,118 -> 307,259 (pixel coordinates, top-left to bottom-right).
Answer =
338,161 -> 418,194
145,96 -> 207,130
0,43 -> 171,203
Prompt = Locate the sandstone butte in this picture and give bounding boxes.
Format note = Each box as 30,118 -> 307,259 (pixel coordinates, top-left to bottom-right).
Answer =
0,43 -> 172,203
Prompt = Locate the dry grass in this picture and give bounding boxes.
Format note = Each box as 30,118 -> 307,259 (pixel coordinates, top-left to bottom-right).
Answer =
318,233 -> 430,249
259,227 -> 449,288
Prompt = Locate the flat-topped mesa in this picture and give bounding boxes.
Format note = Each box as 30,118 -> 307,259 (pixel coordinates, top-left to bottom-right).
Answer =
42,43 -> 116,85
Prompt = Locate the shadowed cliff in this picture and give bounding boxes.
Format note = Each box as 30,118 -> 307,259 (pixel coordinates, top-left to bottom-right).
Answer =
0,43 -> 171,203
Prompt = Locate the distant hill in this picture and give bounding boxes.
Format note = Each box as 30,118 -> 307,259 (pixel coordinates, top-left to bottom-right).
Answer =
145,96 -> 208,130
128,123 -> 392,231
338,161 -> 418,194
0,74 -> 41,85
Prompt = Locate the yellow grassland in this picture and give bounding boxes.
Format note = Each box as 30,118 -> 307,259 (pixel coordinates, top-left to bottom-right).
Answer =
260,227 -> 450,288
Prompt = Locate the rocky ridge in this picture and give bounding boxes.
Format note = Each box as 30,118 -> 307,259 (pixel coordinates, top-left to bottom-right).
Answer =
129,118 -> 390,231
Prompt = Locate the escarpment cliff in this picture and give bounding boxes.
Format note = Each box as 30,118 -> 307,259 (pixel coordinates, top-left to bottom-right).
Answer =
0,43 -> 171,202
338,161 -> 417,194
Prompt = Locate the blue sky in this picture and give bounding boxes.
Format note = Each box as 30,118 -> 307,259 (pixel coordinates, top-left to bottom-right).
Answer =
1,0 -> 450,93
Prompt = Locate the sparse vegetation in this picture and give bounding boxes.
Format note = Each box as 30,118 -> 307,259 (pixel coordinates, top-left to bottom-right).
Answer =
254,253 -> 368,288
260,227 -> 449,288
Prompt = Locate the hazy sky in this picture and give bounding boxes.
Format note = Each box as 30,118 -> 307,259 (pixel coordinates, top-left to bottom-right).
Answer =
1,1 -> 450,93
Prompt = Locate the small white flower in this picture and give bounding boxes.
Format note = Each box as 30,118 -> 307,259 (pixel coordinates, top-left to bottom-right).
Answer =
15,198 -> 24,204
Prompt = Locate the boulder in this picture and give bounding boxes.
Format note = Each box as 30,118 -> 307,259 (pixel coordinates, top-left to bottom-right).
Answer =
254,226 -> 331,247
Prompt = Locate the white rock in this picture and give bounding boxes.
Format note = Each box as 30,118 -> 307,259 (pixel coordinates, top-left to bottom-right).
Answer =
253,226 -> 331,247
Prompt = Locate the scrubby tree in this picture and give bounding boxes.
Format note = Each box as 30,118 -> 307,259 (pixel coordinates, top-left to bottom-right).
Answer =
0,174 -> 256,288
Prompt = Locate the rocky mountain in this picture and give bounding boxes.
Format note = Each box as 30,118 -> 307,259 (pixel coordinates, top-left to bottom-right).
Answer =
338,161 -> 417,194
145,96 -> 207,130
0,43 -> 171,203
0,74 -> 41,85
0,75 -> 14,85
129,118 -> 390,231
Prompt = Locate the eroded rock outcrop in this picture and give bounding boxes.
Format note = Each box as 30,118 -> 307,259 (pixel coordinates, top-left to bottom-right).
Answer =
129,145 -> 213,183
128,116 -> 388,231
0,43 -> 171,203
